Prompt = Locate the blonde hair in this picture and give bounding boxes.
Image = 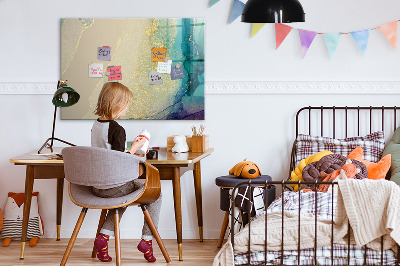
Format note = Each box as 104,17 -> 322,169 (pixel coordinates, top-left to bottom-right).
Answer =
95,82 -> 133,120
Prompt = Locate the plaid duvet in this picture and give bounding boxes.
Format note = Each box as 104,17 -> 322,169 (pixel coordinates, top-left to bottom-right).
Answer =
234,244 -> 397,265
234,191 -> 397,265
266,190 -> 336,220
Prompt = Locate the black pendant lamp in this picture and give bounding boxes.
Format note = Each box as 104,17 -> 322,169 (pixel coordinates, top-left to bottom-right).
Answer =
242,0 -> 305,23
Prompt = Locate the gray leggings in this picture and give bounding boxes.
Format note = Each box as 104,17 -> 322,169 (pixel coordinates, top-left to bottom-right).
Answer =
92,180 -> 162,240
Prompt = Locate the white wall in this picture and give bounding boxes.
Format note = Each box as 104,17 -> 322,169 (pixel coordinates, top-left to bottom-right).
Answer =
1,0 -> 400,240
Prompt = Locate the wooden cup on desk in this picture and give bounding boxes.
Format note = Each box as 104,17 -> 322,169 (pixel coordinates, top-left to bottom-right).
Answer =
191,135 -> 209,153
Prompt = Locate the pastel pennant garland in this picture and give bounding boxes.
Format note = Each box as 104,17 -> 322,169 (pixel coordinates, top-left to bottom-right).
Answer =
378,21 -> 398,50
251,23 -> 266,38
323,33 -> 341,58
209,0 -> 220,7
351,29 -> 370,55
229,0 -> 245,24
298,29 -> 317,58
207,0 -> 400,56
275,23 -> 293,49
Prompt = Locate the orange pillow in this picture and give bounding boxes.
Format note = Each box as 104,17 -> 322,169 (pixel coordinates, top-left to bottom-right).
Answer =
347,146 -> 391,180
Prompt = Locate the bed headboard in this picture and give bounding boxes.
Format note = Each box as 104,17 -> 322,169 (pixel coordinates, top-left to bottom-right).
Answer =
295,106 -> 400,138
290,106 -> 400,179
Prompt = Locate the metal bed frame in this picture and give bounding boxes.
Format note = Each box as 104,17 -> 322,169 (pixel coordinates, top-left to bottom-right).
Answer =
230,106 -> 400,266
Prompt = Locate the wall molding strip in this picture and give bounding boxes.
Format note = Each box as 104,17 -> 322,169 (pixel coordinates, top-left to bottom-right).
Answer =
206,81 -> 400,94
0,83 -> 56,95
1,81 -> 400,95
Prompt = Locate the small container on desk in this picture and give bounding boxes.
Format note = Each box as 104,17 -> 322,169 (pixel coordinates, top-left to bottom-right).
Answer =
146,149 -> 158,160
191,135 -> 209,152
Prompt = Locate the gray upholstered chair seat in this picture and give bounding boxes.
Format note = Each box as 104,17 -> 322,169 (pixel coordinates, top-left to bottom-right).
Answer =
69,180 -> 145,208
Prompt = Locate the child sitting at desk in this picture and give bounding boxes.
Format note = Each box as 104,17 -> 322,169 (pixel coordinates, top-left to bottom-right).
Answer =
91,82 -> 162,263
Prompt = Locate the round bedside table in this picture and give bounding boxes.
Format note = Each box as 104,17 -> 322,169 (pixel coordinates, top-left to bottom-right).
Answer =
215,175 -> 275,248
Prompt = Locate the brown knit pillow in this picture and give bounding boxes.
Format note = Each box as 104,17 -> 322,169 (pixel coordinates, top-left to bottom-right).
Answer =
302,154 -> 368,190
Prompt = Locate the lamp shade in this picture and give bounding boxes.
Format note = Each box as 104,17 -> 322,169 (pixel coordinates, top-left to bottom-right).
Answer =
52,83 -> 80,107
241,0 -> 305,23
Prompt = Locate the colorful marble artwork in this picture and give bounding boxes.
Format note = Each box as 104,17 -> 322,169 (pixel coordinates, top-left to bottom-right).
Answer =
61,18 -> 205,120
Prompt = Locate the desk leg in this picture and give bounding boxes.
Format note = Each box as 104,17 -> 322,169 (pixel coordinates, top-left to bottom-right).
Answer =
56,178 -> 64,241
193,161 -> 203,242
20,165 -> 35,259
172,167 -> 183,261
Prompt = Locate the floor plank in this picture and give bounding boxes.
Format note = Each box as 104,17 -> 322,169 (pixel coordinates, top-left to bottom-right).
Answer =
0,239 -> 221,265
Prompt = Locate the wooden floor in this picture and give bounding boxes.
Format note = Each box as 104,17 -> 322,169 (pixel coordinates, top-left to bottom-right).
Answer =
0,239 -> 221,265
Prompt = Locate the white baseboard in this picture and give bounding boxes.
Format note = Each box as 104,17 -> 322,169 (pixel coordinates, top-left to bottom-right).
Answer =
1,81 -> 400,94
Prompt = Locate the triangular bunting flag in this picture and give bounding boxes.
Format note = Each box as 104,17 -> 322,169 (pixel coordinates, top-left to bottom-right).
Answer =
298,29 -> 317,58
275,23 -> 293,49
351,29 -> 370,55
209,0 -> 220,7
229,0 -> 245,24
251,23 -> 266,38
323,33 -> 341,58
378,21 -> 397,50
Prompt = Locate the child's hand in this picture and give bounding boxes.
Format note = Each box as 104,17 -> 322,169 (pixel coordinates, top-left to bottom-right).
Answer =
134,148 -> 149,157
128,137 -> 147,155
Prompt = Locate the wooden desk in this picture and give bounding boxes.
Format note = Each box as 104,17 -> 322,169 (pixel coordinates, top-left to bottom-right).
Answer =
10,147 -> 213,261
9,148 -> 64,259
147,148 -> 213,260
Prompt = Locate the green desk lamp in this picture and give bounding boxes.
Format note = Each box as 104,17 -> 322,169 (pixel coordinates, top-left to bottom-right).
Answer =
38,80 -> 80,154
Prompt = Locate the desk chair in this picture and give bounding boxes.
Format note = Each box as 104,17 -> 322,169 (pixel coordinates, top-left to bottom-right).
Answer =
60,146 -> 171,265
